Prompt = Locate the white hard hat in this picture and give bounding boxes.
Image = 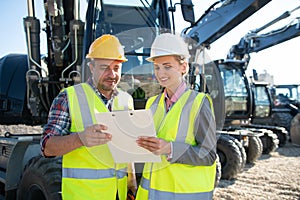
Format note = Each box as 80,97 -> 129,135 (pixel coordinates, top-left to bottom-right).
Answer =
146,33 -> 190,62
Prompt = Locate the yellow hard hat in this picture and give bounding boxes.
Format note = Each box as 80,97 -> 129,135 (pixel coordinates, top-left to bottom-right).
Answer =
146,33 -> 190,62
86,34 -> 127,62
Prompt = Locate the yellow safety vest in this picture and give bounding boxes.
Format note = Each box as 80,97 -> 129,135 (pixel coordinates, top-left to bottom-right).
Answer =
62,83 -> 133,200
136,90 -> 216,200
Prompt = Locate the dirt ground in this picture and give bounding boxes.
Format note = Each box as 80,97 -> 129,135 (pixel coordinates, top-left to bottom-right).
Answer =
214,142 -> 300,200
1,125 -> 300,200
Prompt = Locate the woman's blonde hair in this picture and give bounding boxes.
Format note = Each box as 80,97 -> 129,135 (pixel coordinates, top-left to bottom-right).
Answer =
174,55 -> 189,77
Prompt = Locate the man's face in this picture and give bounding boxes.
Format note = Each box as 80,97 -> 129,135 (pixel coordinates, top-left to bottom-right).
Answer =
90,59 -> 122,94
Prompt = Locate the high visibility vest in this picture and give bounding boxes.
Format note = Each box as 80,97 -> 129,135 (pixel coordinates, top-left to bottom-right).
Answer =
132,87 -> 145,99
136,90 -> 216,200
62,83 -> 133,200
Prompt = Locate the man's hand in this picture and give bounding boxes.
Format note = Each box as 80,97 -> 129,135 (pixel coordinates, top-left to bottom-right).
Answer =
78,124 -> 112,147
136,136 -> 171,155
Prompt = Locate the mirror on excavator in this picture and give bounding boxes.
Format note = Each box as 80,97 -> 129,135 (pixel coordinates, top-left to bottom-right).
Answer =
181,0 -> 195,24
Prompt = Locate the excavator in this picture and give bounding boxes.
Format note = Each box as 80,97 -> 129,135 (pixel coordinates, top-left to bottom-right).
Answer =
0,0 -> 271,198
204,5 -> 300,157
272,84 -> 300,145
272,84 -> 300,130
250,80 -> 288,147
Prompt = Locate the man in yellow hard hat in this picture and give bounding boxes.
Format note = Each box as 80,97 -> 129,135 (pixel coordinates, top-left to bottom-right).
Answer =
41,34 -> 136,200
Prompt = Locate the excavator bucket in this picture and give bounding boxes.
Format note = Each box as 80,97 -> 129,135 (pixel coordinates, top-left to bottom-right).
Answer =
290,113 -> 300,146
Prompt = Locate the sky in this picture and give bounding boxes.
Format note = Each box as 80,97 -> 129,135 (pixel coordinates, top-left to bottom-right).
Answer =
186,0 -> 300,85
0,0 -> 299,85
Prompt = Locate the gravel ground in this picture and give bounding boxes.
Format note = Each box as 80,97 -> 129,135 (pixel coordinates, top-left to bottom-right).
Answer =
0,124 -> 43,135
1,125 -> 299,200
214,142 -> 300,200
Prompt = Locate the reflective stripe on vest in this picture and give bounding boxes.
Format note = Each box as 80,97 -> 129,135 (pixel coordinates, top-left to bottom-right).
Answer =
74,84 -> 95,128
139,178 -> 213,199
63,167 -> 127,179
136,90 -> 216,200
62,83 -> 133,200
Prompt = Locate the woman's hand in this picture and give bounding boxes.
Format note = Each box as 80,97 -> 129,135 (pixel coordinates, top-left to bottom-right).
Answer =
136,136 -> 171,155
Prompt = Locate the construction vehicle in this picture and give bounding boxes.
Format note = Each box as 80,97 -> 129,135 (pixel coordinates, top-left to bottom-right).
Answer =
207,59 -> 267,161
271,84 -> 300,131
273,84 -> 300,145
214,59 -> 280,155
272,84 -> 300,144
0,0 -> 272,198
251,81 -> 289,147
217,5 -> 300,152
274,84 -> 300,109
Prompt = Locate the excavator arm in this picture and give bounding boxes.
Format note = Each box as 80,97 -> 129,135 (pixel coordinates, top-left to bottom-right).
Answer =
181,0 -> 271,92
179,0 -> 272,131
183,0 -> 271,48
227,6 -> 300,63
247,23 -> 300,52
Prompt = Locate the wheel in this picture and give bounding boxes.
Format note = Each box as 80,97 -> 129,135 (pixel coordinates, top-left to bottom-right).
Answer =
272,112 -> 293,131
259,130 -> 279,154
256,136 -> 264,156
17,156 -> 62,200
217,134 -> 242,180
245,136 -> 262,163
272,129 -> 287,147
230,136 -> 246,172
290,114 -> 300,145
214,154 -> 222,188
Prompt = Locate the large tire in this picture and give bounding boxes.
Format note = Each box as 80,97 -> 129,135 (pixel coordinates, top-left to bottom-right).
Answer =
290,114 -> 300,145
17,156 -> 62,200
259,130 -> 279,154
245,136 -> 262,163
272,128 -> 288,147
217,135 -> 242,180
272,112 -> 293,131
223,135 -> 246,172
230,136 -> 246,172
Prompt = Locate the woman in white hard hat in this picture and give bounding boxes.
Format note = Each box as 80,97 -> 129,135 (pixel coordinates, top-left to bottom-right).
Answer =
136,33 -> 217,200
41,34 -> 136,200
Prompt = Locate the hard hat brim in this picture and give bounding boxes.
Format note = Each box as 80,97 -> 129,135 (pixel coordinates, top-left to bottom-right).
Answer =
146,54 -> 188,63
86,55 -> 128,62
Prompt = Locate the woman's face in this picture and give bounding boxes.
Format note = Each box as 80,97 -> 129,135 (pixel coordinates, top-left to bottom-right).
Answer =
153,55 -> 187,93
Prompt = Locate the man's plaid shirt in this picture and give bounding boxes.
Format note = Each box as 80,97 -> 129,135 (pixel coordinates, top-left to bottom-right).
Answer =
40,79 -> 117,156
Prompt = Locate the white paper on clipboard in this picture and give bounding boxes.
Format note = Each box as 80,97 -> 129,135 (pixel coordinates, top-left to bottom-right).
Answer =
95,109 -> 161,163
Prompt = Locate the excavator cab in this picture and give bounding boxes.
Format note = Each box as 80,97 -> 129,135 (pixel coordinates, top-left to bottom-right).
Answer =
251,82 -> 272,122
217,60 -> 253,126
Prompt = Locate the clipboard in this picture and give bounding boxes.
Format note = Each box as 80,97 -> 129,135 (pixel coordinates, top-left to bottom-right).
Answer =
95,109 -> 161,163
